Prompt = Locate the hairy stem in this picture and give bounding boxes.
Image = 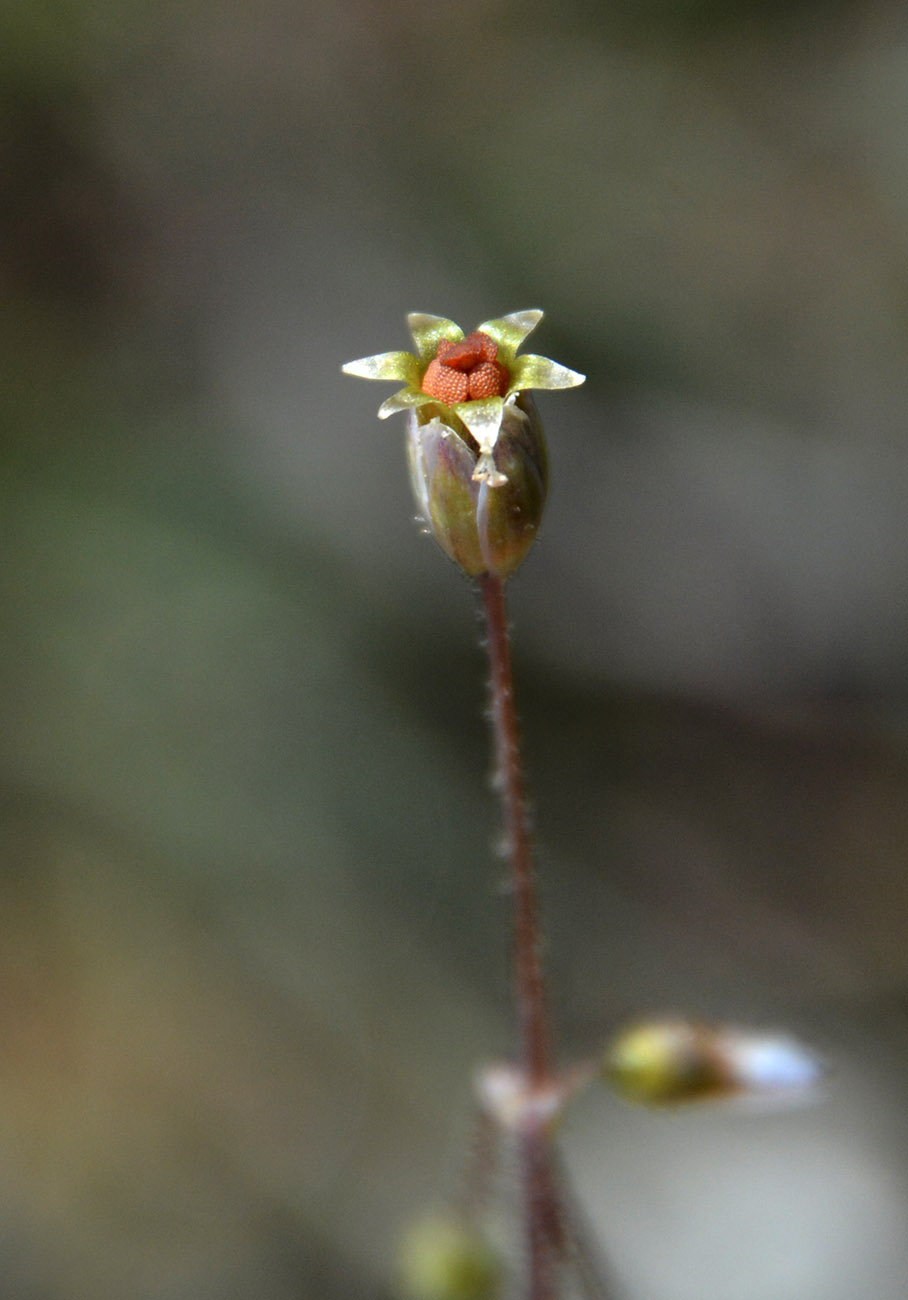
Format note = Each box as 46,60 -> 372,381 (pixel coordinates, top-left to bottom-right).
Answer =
479,573 -> 560,1300
479,572 -> 551,1085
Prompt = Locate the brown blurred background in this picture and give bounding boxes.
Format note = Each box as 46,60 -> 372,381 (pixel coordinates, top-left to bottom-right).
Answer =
3,1 -> 908,1296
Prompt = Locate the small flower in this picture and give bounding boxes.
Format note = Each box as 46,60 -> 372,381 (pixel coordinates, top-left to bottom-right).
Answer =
603,1019 -> 825,1108
342,310 -> 584,487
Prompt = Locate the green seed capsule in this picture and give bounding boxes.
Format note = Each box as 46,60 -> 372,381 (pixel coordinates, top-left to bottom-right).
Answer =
406,395 -> 548,579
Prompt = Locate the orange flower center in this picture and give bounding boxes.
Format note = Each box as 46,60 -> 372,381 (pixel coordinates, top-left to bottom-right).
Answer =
421,331 -> 510,404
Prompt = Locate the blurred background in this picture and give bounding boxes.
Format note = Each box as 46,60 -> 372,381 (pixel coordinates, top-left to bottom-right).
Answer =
3,0 -> 908,1296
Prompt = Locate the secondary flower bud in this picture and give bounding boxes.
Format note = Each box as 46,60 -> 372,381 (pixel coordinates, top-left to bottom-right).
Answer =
407,394 -> 547,578
398,1215 -> 501,1300
603,1019 -> 825,1108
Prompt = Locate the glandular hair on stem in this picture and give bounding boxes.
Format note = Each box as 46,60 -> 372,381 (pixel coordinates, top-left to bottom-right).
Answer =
493,830 -> 513,859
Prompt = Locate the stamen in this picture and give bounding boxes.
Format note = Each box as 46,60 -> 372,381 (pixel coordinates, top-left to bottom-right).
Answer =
421,332 -> 509,402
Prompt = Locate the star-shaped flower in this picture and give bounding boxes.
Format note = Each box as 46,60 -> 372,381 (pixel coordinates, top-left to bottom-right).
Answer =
342,310 -> 584,486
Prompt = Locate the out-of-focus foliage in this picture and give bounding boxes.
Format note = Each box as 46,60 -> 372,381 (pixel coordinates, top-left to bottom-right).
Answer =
3,1 -> 908,1297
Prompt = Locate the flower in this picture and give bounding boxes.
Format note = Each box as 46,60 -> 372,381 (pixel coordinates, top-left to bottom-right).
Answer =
602,1020 -> 825,1108
342,310 -> 584,487
343,310 -> 583,577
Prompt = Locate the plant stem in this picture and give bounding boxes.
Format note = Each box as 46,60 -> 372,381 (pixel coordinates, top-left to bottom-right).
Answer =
479,572 -> 559,1300
479,572 -> 551,1086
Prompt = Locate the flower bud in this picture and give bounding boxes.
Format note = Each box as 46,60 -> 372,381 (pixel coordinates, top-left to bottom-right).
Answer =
407,394 -> 548,578
603,1019 -> 825,1108
398,1215 -> 501,1300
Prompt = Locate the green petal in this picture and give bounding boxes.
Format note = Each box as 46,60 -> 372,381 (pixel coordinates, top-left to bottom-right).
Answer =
342,351 -> 421,384
407,313 -> 464,364
476,310 -> 543,361
509,354 -> 586,392
378,388 -> 435,419
452,396 -> 504,454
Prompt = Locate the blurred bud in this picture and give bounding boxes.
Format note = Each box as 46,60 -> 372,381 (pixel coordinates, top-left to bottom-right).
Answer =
475,1059 -> 595,1132
398,1215 -> 501,1300
603,1019 -> 825,1108
407,395 -> 548,578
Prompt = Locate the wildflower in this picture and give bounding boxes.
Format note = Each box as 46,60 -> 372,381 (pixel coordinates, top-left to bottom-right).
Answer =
343,311 -> 583,577
603,1020 -> 825,1108
342,310 -> 584,487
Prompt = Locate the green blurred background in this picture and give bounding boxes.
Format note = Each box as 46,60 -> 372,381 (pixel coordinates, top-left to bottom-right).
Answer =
3,1 -> 908,1296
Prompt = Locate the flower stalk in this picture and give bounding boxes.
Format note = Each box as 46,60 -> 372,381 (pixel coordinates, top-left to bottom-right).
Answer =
481,571 -> 559,1300
344,310 -> 828,1300
479,573 -> 550,1088
345,311 -> 587,1300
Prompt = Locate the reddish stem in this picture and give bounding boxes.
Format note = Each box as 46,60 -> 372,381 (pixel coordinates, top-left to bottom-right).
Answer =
478,573 -> 551,1086
479,573 -> 560,1300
